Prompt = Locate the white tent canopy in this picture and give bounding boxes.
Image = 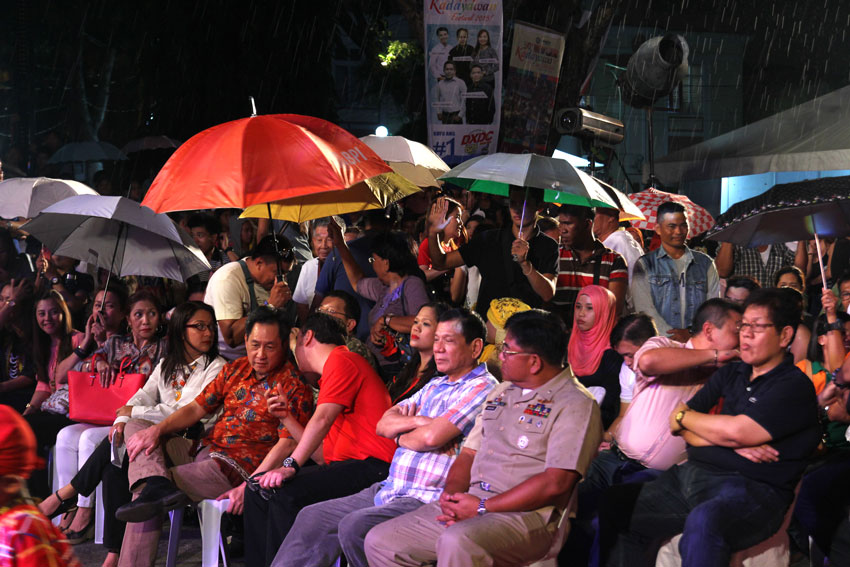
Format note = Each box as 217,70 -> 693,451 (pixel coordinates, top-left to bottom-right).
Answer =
655,85 -> 850,184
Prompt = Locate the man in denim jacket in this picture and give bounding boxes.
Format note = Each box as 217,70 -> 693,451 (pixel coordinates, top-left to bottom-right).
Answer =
631,202 -> 720,342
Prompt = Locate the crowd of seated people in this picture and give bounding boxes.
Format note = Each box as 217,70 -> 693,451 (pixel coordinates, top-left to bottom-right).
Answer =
2,185 -> 850,567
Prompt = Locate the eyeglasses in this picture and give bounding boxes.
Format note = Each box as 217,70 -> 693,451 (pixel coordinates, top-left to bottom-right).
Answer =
737,322 -> 776,334
497,343 -> 535,358
833,381 -> 850,391
185,322 -> 215,332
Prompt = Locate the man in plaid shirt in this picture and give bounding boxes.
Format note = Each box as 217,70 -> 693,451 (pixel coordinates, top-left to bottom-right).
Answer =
271,308 -> 497,567
715,241 -> 807,286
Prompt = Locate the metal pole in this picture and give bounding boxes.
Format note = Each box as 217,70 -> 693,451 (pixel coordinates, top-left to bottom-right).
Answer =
267,202 -> 283,282
646,107 -> 656,188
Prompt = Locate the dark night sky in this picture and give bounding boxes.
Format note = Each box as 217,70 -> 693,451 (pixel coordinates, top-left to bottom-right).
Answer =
1,0 -> 847,150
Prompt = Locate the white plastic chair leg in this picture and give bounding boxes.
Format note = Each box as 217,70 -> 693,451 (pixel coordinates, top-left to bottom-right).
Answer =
166,507 -> 184,567
198,499 -> 229,567
94,483 -> 104,545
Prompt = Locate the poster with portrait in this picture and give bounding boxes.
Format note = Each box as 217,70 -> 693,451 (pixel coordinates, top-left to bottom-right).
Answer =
424,0 -> 503,166
500,22 -> 565,155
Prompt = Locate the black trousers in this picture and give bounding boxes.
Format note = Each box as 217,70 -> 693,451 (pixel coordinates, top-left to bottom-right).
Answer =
24,411 -> 75,499
243,457 -> 390,567
70,437 -> 132,552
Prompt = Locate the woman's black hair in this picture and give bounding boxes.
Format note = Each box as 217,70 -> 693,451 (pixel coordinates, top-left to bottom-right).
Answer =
96,280 -> 130,312
32,289 -> 74,384
160,301 -> 219,380
774,265 -> 806,292
389,302 -> 451,403
371,231 -> 422,278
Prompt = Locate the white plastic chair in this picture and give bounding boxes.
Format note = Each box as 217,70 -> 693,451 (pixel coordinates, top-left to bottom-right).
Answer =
166,498 -> 229,567
655,485 -> 800,567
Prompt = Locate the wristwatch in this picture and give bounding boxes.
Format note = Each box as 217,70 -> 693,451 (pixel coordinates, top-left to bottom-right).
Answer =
477,498 -> 488,516
282,456 -> 300,474
384,313 -> 395,327
50,276 -> 60,285
826,320 -> 844,332
675,409 -> 688,428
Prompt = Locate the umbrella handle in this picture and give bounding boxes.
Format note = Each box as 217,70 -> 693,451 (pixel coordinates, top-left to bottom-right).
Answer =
813,232 -> 828,291
101,222 -> 126,310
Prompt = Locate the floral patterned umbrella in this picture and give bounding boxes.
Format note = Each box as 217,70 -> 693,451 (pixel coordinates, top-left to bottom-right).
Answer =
629,187 -> 715,237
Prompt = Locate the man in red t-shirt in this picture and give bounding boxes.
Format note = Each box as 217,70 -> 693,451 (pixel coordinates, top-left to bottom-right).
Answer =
243,312 -> 396,567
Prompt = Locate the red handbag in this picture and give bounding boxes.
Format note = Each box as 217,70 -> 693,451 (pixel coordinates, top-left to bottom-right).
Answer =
67,356 -> 147,425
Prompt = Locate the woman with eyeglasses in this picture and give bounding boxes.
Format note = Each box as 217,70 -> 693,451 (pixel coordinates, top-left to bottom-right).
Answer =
39,301 -> 225,567
568,285 -> 622,429
327,219 -> 430,380
36,289 -> 167,544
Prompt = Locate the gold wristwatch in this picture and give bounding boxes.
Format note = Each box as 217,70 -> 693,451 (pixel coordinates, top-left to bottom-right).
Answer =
675,409 -> 688,428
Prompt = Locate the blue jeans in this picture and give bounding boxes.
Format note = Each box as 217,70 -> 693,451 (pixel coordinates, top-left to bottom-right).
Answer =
560,448 -> 660,567
599,462 -> 792,567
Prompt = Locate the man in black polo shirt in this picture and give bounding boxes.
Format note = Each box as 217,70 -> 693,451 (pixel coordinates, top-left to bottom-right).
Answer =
598,288 -> 821,567
427,189 -> 558,318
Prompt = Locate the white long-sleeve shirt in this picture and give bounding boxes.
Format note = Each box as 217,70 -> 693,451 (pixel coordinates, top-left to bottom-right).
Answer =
113,355 -> 226,426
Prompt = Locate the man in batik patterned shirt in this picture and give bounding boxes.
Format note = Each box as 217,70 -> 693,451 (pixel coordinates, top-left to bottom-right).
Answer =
114,307 -> 313,567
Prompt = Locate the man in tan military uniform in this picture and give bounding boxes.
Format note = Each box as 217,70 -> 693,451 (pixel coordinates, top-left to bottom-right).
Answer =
365,309 -> 602,566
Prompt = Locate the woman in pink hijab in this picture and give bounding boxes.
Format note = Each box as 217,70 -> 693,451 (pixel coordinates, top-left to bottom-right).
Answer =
568,285 -> 622,429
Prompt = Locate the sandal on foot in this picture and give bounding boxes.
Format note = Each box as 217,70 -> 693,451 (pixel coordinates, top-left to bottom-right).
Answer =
45,491 -> 78,520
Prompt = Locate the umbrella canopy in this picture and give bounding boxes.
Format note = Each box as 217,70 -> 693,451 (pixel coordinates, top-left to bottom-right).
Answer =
48,141 -> 128,164
589,178 -> 646,222
547,177 -> 645,221
240,172 -> 421,224
141,114 -> 393,213
359,135 -> 449,187
438,152 -> 618,208
121,135 -> 182,154
0,177 -> 99,219
706,175 -> 850,247
629,187 -> 715,237
22,195 -> 209,282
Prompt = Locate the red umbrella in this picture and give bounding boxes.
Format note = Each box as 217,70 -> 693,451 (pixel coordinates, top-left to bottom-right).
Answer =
629,187 -> 715,237
141,114 -> 393,212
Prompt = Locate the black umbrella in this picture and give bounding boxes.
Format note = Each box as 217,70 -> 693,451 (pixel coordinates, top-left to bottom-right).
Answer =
706,175 -> 850,289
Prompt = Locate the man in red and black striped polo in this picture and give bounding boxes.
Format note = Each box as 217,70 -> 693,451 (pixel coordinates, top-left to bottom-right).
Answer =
551,205 -> 628,327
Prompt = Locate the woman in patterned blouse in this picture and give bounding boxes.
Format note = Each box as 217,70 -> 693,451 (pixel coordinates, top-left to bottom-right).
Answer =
39,290 -> 167,544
